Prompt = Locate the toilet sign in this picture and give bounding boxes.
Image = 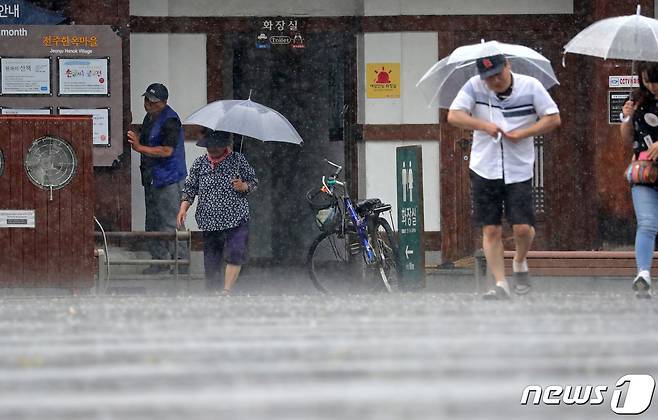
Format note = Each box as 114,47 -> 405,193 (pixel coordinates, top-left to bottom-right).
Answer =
396,146 -> 425,289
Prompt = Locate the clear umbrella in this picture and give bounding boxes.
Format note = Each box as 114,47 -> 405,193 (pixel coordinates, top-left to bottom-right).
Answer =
563,5 -> 658,121
185,94 -> 304,147
416,40 -> 559,109
563,5 -> 658,62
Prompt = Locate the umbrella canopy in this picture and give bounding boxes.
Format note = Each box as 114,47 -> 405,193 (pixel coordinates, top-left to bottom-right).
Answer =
416,40 -> 559,108
185,98 -> 303,145
563,5 -> 658,62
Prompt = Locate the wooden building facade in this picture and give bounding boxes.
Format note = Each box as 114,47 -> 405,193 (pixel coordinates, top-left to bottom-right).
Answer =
60,0 -> 649,262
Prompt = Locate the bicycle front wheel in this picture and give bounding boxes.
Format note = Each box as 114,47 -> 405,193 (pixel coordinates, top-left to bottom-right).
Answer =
306,231 -> 370,294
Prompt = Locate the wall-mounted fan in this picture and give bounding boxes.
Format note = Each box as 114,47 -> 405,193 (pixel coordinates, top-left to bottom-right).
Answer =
24,136 -> 77,200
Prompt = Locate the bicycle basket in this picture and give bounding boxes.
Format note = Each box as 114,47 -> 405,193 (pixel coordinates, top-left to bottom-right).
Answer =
315,205 -> 341,232
306,186 -> 337,211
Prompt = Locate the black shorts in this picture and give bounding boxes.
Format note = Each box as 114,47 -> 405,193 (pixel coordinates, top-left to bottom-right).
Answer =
469,170 -> 536,227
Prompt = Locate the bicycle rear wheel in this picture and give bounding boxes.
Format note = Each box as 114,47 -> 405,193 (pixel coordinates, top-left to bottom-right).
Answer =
372,217 -> 401,292
307,231 -> 372,294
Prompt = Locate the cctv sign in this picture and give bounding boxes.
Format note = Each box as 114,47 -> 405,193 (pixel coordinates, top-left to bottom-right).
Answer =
609,75 -> 639,88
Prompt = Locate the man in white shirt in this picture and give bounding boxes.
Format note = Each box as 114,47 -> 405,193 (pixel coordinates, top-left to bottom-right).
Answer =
447,54 -> 561,300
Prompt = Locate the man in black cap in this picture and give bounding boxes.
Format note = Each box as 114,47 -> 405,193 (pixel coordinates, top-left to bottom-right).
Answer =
447,54 -> 561,300
177,130 -> 258,295
127,83 -> 189,274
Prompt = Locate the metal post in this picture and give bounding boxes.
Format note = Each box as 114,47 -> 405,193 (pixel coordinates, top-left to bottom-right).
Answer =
94,248 -> 107,295
174,230 -> 179,283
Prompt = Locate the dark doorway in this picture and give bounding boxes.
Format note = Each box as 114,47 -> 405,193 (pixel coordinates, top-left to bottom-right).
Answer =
224,32 -> 355,264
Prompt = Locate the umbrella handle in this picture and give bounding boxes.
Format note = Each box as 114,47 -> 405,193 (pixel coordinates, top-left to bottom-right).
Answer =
492,132 -> 502,144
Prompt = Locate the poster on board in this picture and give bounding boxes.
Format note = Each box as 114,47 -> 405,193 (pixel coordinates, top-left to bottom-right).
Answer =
0,107 -> 51,115
58,57 -> 109,95
59,107 -> 110,145
0,57 -> 51,95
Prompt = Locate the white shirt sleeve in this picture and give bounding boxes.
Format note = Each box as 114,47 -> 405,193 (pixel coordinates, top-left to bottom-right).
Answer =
449,79 -> 476,113
532,79 -> 559,116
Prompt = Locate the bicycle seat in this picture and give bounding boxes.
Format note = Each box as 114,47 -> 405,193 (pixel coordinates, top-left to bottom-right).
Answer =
355,198 -> 383,214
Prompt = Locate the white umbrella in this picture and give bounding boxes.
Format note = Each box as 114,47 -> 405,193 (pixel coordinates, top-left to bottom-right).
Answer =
416,40 -> 559,109
563,5 -> 658,62
185,97 -> 303,145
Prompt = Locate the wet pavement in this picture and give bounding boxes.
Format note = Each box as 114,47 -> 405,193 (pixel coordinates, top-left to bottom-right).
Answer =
0,284 -> 656,420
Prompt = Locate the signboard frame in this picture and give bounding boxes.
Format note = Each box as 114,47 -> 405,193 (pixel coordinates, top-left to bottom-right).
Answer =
608,90 -> 631,125
0,209 -> 36,229
0,56 -> 51,95
57,56 -> 110,96
58,106 -> 111,146
0,106 -> 51,115
0,25 -> 123,166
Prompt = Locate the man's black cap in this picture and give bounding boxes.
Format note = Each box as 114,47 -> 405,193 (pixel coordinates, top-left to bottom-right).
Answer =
196,130 -> 232,148
142,83 -> 169,102
476,54 -> 506,79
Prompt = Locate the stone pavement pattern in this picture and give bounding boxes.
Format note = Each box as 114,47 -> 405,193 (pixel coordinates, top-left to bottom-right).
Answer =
0,290 -> 656,419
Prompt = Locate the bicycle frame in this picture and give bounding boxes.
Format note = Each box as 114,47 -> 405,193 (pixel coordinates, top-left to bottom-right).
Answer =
322,162 -> 376,265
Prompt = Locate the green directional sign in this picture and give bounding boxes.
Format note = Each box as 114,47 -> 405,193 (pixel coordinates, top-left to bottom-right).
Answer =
396,145 -> 425,290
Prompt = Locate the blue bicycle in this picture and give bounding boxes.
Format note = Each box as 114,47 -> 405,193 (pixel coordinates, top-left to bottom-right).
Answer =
306,160 -> 400,293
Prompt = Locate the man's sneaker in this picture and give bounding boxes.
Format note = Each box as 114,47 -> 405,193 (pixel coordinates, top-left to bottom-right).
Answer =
513,271 -> 531,295
633,274 -> 652,299
142,264 -> 167,275
483,284 -> 511,300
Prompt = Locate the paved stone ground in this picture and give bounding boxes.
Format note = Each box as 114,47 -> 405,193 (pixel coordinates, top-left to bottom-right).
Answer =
0,279 -> 656,420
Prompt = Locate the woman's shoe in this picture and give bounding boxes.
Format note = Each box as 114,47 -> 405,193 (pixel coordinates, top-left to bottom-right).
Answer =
633,274 -> 652,299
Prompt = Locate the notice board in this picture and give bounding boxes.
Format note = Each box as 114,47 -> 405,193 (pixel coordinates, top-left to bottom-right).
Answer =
0,25 -> 123,166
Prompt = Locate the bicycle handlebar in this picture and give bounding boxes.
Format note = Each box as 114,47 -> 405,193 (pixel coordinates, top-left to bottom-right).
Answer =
324,159 -> 343,177
320,159 -> 347,198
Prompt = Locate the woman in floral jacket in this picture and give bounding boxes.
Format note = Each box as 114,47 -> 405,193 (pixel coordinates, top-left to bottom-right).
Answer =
177,130 -> 258,295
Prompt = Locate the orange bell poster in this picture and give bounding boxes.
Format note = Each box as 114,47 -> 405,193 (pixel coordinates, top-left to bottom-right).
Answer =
366,63 -> 400,98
